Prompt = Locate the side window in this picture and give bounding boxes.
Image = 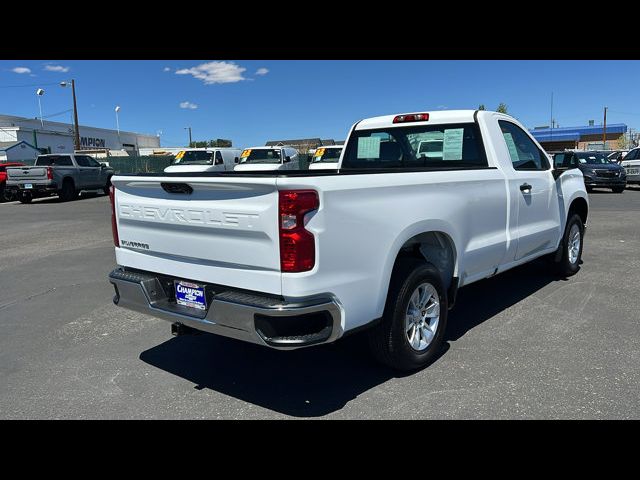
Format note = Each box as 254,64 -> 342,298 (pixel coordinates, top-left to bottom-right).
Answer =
626,150 -> 638,161
88,157 -> 102,167
75,156 -> 90,167
499,121 -> 550,171
214,151 -> 223,165
56,156 -> 73,166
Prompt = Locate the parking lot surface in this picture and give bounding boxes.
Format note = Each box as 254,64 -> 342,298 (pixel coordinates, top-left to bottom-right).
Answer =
1,188 -> 639,419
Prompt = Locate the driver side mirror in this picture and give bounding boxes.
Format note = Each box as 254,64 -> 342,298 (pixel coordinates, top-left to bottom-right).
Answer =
215,158 -> 224,165
552,165 -> 569,180
284,156 -> 291,163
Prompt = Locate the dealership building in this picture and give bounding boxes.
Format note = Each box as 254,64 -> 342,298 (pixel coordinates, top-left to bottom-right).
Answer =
0,114 -> 160,161
529,123 -> 628,152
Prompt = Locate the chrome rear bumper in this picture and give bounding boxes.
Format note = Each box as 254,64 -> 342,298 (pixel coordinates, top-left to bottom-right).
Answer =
108,268 -> 343,349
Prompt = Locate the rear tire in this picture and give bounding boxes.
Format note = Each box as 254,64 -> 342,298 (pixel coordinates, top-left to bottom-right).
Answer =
58,179 -> 76,202
18,191 -> 32,204
555,214 -> 584,277
612,186 -> 624,193
368,258 -> 448,371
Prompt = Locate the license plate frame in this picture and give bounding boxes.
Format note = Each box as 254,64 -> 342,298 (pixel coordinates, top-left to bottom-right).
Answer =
174,280 -> 207,311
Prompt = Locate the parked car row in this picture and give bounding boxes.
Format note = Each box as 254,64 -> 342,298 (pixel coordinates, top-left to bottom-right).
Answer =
548,147 -> 640,192
162,145 -> 345,173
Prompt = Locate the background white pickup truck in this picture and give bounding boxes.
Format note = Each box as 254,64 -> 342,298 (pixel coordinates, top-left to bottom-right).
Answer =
108,110 -> 588,370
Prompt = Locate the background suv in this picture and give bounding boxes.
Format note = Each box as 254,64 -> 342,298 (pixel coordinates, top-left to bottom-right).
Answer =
554,150 -> 626,193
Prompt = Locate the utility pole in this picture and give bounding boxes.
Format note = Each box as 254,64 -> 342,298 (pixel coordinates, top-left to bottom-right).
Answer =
71,79 -> 80,151
184,127 -> 192,147
550,92 -> 553,144
602,106 -> 607,150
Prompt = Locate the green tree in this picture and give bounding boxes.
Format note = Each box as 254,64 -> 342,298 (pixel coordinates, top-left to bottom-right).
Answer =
189,141 -> 208,148
209,139 -> 232,147
496,103 -> 508,114
478,104 -> 486,110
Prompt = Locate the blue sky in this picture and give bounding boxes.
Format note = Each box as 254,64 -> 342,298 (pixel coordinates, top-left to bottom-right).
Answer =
1,60 -> 638,147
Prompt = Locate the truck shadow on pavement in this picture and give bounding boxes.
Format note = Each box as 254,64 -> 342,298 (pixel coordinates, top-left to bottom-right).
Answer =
140,258 -> 563,417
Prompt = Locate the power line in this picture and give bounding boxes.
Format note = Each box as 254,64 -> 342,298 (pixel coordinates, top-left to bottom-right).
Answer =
0,81 -> 62,89
42,109 -> 73,119
607,109 -> 640,117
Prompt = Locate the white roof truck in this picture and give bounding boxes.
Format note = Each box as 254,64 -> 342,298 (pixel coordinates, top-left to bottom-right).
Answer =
107,110 -> 588,371
308,145 -> 343,170
234,146 -> 300,171
164,148 -> 242,173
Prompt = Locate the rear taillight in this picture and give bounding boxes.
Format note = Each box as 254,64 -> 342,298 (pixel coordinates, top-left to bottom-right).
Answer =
279,190 -> 319,272
109,185 -> 119,247
46,167 -> 53,180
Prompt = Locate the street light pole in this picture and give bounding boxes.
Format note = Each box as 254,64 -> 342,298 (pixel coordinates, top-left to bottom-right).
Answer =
184,126 -> 192,147
602,106 -> 607,150
35,88 -> 45,128
115,106 -> 121,135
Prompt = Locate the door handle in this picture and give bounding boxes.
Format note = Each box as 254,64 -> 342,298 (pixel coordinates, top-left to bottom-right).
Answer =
520,183 -> 532,193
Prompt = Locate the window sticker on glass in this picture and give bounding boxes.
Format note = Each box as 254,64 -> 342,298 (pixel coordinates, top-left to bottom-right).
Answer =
503,132 -> 520,162
357,137 -> 381,159
241,149 -> 251,158
443,128 -> 464,160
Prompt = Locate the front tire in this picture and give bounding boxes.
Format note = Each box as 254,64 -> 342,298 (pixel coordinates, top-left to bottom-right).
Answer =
368,259 -> 448,371
103,176 -> 112,195
612,186 -> 624,193
555,214 -> 584,277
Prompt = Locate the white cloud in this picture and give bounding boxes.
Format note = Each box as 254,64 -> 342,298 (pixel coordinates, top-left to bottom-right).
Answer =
255,67 -> 269,76
11,67 -> 31,74
163,67 -> 171,72
44,65 -> 70,73
176,61 -> 246,84
179,101 -> 198,110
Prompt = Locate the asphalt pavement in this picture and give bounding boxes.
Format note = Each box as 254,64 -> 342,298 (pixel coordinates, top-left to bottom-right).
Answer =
1,187 -> 639,419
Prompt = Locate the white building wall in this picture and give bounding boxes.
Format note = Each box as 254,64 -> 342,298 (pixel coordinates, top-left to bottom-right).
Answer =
0,114 -> 160,154
0,128 -> 18,142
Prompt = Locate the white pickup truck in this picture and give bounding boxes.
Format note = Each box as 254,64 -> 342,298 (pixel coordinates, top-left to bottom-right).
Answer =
108,110 -> 588,370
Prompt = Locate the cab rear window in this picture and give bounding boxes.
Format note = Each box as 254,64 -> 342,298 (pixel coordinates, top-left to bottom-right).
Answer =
35,156 -> 73,166
341,123 -> 487,170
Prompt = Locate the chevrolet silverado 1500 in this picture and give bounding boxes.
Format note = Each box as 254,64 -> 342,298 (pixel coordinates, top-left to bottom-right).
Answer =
6,153 -> 114,203
108,110 -> 588,370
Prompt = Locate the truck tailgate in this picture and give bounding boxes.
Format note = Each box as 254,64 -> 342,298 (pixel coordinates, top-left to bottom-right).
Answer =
7,166 -> 48,182
111,175 -> 282,295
